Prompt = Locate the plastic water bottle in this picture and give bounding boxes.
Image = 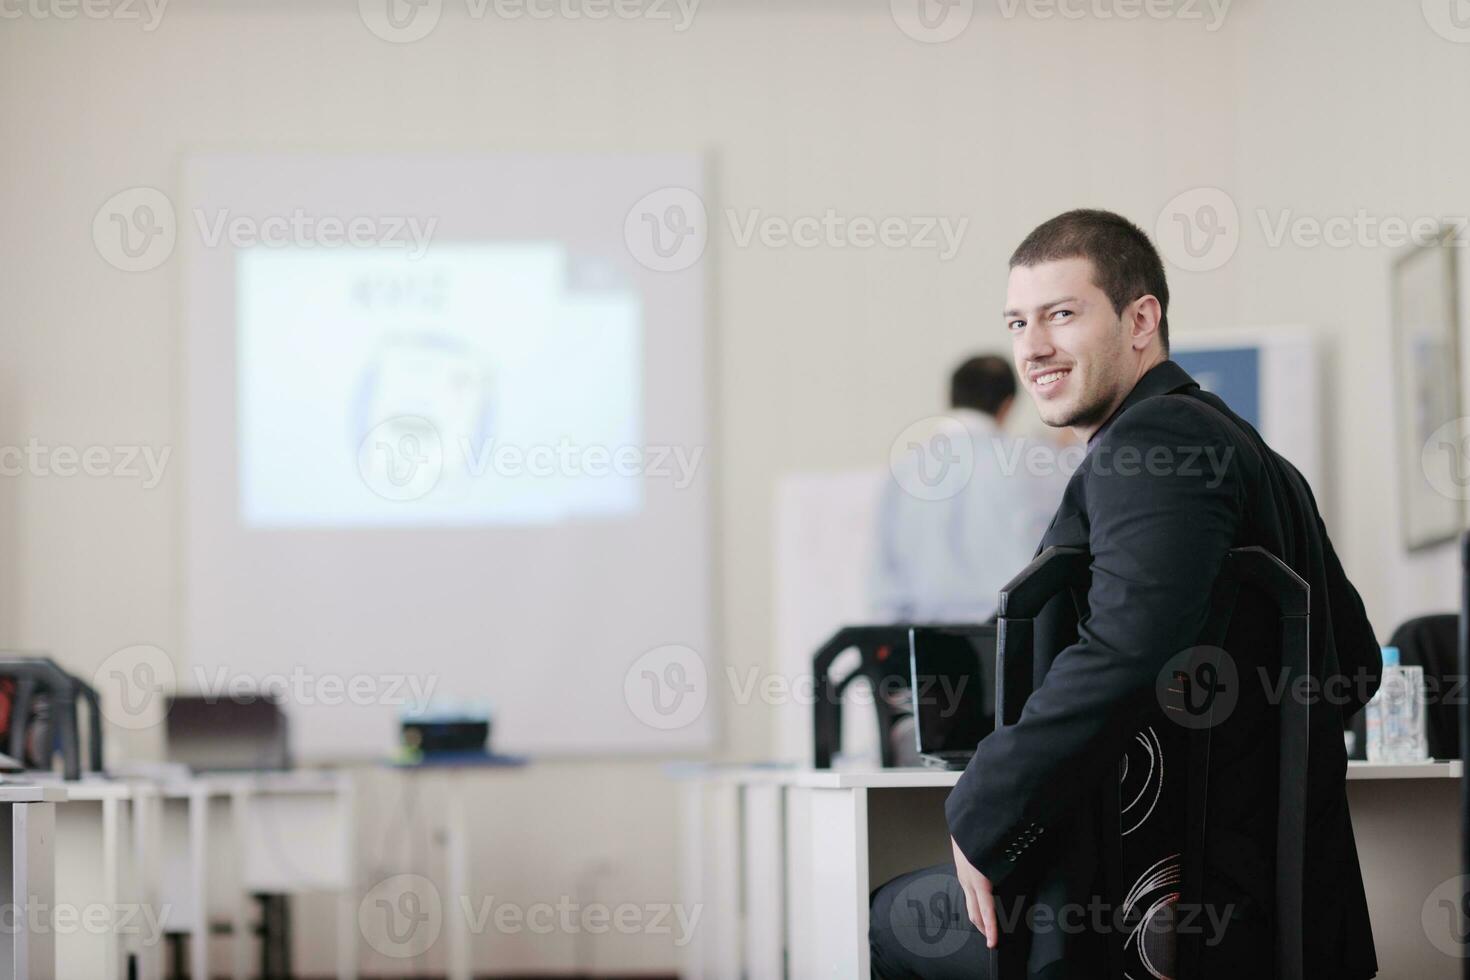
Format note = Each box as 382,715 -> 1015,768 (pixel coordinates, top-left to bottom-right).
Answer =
1365,646 -> 1429,764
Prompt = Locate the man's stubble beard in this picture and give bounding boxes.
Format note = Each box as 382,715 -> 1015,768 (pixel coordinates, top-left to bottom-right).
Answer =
1039,372 -> 1112,431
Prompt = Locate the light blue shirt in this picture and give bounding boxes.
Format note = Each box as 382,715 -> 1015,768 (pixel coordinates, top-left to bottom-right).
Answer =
869,409 -> 1071,623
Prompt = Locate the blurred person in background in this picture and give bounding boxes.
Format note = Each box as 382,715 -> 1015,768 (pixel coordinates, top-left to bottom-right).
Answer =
870,354 -> 1071,623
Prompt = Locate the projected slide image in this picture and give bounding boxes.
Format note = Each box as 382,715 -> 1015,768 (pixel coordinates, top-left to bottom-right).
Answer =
238,244 -> 643,527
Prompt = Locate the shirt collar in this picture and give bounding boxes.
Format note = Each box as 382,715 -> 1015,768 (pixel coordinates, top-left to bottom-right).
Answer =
951,407 -> 1000,436
1085,359 -> 1201,448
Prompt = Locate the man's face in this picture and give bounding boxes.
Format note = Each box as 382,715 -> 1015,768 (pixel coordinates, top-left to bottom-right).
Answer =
1004,256 -> 1136,432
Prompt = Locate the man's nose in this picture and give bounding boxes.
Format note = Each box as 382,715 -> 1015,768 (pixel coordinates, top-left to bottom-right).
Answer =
1015,322 -> 1056,364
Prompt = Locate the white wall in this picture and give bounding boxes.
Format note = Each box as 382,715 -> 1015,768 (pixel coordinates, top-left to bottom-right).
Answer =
1228,0 -> 1470,628
0,0 -> 1463,973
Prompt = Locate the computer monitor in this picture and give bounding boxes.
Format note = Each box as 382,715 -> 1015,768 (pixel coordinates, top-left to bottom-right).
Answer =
908,625 -> 996,768
165,694 -> 291,772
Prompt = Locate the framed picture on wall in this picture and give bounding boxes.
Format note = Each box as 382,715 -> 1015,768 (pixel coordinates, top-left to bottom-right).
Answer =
1171,327 -> 1324,505
1392,230 -> 1463,552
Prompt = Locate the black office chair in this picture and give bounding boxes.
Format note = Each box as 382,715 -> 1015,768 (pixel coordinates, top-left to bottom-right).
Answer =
1389,614 -> 1459,758
1458,534 -> 1470,980
0,655 -> 104,779
993,545 -> 1310,980
812,626 -> 915,769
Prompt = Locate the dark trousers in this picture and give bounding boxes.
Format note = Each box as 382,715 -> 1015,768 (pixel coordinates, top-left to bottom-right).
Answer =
869,864 -> 996,979
871,862 -> 1285,980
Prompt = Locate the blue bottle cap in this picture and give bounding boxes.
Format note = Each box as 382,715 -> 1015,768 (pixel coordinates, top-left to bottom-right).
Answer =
1381,646 -> 1400,668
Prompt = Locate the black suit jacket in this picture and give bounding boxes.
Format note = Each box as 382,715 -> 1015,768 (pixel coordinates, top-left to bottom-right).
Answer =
945,360 -> 1381,979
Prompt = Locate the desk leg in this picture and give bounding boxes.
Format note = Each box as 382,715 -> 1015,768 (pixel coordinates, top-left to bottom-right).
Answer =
0,801 -> 56,980
101,796 -> 121,980
188,788 -> 209,980
706,782 -> 741,980
741,783 -> 786,979
338,779 -> 359,980
446,773 -> 470,980
229,787 -> 250,980
786,786 -> 868,979
677,780 -> 706,980
132,790 -> 163,980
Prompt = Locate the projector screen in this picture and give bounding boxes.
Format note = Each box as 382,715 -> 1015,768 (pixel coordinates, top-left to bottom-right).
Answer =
184,153 -> 711,759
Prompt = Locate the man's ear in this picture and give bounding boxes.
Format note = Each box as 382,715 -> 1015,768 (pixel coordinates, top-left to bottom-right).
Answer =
1128,295 -> 1163,352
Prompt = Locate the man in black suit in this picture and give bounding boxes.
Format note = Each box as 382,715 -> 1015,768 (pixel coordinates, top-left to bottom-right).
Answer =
869,209 -> 1381,979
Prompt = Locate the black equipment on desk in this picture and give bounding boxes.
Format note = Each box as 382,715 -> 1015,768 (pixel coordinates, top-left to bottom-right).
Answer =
1370,612 -> 1460,759
908,624 -> 996,769
812,626 -> 914,769
165,693 -> 291,772
0,655 -> 104,780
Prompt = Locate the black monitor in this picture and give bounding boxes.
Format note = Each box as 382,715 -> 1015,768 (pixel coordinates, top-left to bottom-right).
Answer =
165,694 -> 291,772
908,624 -> 996,767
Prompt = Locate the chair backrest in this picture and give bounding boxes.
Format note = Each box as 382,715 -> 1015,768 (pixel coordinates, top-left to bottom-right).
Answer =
1458,534 -> 1470,980
1388,613 -> 1460,759
811,625 -> 914,769
0,655 -> 104,780
993,546 -> 1309,980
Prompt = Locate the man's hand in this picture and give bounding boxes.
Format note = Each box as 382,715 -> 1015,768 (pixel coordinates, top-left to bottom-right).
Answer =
951,835 -> 998,949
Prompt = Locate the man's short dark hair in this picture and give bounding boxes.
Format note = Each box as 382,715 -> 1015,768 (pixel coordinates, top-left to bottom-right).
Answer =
1008,209 -> 1171,355
950,355 -> 1016,416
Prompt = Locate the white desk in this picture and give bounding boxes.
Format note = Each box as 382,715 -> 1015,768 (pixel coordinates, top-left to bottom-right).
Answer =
682,761 -> 1467,979
49,778 -> 162,980
382,758 -> 529,980
157,771 -> 356,980
0,782 -> 67,980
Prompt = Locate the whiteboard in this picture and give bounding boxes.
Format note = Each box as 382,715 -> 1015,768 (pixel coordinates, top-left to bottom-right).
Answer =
182,153 -> 711,759
772,469 -> 887,764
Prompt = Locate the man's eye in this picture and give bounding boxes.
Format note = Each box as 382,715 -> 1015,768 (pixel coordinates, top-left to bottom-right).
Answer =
1007,320 -> 1025,331
1052,309 -> 1073,321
